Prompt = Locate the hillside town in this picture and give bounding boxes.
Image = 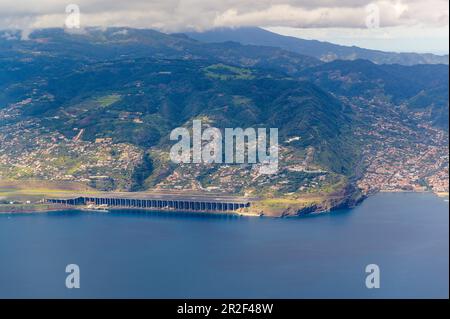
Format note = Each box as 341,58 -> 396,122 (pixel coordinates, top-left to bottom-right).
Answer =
354,97 -> 449,195
0,120 -> 144,191
0,92 -> 448,197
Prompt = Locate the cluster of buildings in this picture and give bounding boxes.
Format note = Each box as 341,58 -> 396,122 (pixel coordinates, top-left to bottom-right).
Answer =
0,121 -> 144,190
353,98 -> 449,195
152,145 -> 335,196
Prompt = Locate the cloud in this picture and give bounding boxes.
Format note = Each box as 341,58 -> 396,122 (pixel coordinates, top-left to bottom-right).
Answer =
0,0 -> 448,32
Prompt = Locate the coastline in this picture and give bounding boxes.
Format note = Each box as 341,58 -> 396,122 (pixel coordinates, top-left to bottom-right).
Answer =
1,188 -> 447,217
379,189 -> 449,197
436,192 -> 449,198
0,204 -> 69,214
0,205 -> 263,218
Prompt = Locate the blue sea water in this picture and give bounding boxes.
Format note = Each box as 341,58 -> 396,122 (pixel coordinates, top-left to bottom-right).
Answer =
0,192 -> 448,299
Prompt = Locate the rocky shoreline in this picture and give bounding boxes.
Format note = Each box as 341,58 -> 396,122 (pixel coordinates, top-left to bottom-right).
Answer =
0,204 -> 69,214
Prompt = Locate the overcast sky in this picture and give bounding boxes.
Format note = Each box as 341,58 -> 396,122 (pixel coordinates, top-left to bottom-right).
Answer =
0,0 -> 448,54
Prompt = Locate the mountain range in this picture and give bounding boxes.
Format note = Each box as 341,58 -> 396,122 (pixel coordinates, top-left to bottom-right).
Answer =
186,27 -> 449,66
0,27 -> 448,216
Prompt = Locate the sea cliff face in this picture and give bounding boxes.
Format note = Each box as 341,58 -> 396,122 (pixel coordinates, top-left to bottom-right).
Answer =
240,183 -> 366,217
295,188 -> 366,217
290,185 -> 366,217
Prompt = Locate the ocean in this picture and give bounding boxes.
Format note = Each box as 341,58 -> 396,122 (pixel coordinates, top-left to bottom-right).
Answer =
0,192 -> 448,298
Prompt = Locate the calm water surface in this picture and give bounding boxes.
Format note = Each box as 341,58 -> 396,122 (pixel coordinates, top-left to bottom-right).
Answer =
0,192 -> 448,298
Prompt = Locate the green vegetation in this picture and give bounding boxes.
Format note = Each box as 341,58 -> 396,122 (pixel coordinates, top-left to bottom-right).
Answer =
204,64 -> 254,80
96,94 -> 121,107
0,181 -> 98,204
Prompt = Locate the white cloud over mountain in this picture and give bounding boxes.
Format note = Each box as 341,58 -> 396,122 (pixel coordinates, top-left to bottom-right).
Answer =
0,0 -> 448,31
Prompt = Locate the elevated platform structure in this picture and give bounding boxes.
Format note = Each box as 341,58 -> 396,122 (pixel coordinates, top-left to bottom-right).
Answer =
45,192 -> 254,212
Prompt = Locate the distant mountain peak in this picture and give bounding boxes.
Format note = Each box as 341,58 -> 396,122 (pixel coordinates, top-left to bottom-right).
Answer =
185,27 -> 449,66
